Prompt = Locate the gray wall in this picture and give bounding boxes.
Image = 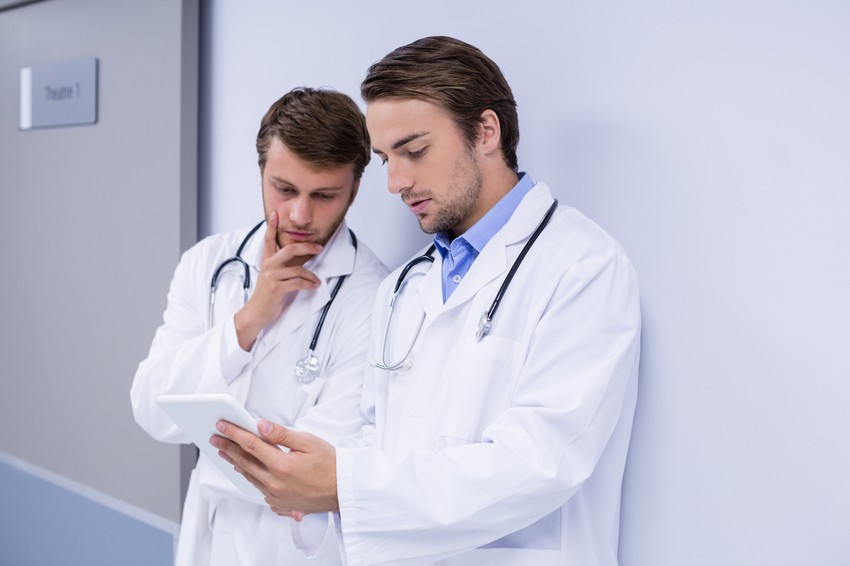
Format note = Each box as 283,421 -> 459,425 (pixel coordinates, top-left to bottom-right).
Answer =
200,1 -> 850,564
0,0 -> 198,522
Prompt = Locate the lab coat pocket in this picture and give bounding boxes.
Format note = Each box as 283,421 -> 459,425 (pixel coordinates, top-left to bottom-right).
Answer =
265,372 -> 327,424
292,375 -> 327,419
435,335 -> 522,446
247,358 -> 327,424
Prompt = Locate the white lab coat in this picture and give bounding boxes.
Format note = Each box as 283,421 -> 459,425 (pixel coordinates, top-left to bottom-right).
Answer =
330,182 -> 641,565
131,221 -> 387,566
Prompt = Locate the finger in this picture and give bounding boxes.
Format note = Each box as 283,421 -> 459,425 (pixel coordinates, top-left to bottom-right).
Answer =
269,506 -> 302,520
217,444 -> 278,501
212,436 -> 277,496
262,211 -> 279,260
266,502 -> 299,516
257,419 -> 314,453
261,266 -> 322,288
217,444 -> 234,465
237,463 -> 270,493
268,242 -> 324,267
210,434 -> 257,474
216,419 -> 287,466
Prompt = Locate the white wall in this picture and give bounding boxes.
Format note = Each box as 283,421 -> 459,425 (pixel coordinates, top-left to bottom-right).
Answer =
200,2 -> 850,563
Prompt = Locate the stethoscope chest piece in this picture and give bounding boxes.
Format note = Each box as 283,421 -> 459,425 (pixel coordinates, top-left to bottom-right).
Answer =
295,350 -> 320,383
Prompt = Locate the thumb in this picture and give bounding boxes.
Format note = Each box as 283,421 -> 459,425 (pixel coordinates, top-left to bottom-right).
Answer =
258,419 -> 312,452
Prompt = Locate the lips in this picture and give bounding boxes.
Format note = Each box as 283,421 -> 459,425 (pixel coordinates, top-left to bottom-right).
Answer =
409,199 -> 431,214
284,230 -> 314,241
403,193 -> 432,215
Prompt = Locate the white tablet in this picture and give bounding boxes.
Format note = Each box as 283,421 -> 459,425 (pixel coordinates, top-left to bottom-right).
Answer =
156,393 -> 266,504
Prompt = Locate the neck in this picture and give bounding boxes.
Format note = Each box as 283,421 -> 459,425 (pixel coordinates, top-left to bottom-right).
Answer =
488,167 -> 521,202
451,167 -> 519,238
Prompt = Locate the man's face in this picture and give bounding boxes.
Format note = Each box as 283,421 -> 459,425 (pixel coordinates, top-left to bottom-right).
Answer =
367,98 -> 484,237
261,138 -> 358,255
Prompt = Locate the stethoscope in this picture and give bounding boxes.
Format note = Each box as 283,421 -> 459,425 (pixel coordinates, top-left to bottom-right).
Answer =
209,220 -> 356,383
374,199 -> 558,371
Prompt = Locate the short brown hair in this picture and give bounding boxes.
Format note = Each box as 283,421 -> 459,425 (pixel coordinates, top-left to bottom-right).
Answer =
361,36 -> 519,171
256,87 -> 371,179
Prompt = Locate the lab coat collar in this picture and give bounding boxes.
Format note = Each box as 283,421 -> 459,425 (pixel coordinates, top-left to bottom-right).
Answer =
248,221 -> 357,364
417,182 -> 556,316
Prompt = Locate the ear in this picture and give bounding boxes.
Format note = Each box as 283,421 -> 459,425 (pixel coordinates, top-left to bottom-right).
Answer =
477,109 -> 502,156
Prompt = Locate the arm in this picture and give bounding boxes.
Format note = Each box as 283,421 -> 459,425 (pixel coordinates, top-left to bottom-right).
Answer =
130,238 -> 245,443
206,266 -> 386,530
333,251 -> 641,564
214,249 -> 640,564
233,211 -> 321,351
131,215 -> 323,443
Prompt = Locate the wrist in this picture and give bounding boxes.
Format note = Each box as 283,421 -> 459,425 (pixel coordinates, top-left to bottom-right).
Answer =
233,309 -> 261,352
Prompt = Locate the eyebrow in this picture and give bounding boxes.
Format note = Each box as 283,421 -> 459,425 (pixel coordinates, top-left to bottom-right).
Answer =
269,176 -> 346,192
373,131 -> 430,155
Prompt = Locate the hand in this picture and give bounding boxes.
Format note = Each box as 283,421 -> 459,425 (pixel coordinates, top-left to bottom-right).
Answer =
234,211 -> 322,350
211,419 -> 340,516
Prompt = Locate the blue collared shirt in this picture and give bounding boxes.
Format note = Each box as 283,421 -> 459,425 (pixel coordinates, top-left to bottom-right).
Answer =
434,172 -> 535,302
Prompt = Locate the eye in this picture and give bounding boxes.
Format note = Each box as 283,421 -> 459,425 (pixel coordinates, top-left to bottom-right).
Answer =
313,193 -> 336,201
379,156 -> 388,166
408,147 -> 427,159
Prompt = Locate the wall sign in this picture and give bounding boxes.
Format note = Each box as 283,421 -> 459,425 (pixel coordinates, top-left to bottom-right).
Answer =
19,57 -> 98,130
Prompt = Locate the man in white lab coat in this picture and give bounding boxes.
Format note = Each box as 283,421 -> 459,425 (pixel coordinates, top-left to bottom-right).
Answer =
131,87 -> 387,565
214,37 -> 641,565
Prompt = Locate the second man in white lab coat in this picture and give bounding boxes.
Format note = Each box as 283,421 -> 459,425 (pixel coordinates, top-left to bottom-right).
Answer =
131,87 -> 387,565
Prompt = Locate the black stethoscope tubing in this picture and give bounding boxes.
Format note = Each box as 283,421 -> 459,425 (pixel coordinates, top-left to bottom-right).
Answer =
481,199 -> 558,331
392,248 -> 436,294
375,199 -> 558,370
210,220 -> 265,303
309,257 -> 350,351
209,221 -> 356,381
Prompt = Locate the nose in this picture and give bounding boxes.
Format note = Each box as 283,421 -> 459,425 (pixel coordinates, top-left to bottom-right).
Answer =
387,159 -> 413,195
288,195 -> 313,227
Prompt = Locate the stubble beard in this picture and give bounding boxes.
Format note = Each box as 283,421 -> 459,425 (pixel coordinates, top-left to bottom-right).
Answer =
418,151 -> 483,235
277,213 -> 345,249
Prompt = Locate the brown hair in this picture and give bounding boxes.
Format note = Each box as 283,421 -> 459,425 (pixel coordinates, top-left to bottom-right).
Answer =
361,36 -> 519,171
256,87 -> 371,179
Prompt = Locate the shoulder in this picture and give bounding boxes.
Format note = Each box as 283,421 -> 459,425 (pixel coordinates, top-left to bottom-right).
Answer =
351,238 -> 390,282
343,240 -> 389,313
325,239 -> 389,327
383,241 -> 435,282
538,205 -> 639,302
502,185 -> 638,299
